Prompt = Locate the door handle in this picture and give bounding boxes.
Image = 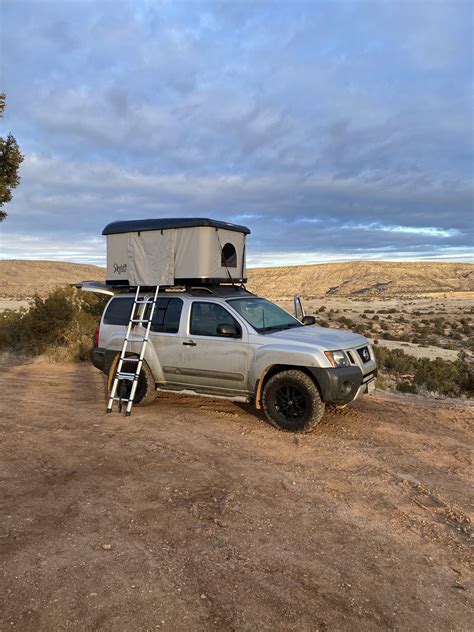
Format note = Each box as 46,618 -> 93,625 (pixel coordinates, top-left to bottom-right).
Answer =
183,340 -> 197,347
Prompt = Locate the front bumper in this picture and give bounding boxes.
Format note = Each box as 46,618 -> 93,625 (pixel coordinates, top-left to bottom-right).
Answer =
308,366 -> 377,404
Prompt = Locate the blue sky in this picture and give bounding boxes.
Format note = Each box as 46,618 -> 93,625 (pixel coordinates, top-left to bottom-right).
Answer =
0,0 -> 472,267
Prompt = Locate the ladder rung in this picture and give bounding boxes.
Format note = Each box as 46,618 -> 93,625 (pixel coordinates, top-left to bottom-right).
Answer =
123,357 -> 141,362
112,397 -> 131,402
116,372 -> 137,381
130,319 -> 151,324
135,300 -> 156,304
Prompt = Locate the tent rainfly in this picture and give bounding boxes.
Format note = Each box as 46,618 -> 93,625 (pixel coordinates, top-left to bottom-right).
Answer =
102,218 -> 251,287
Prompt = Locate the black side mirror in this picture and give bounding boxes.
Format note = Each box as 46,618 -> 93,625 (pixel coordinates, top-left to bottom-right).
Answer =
302,315 -> 316,326
217,323 -> 240,337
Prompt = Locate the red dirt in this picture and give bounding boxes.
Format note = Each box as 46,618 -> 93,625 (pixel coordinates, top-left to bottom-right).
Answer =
1,362 -> 472,631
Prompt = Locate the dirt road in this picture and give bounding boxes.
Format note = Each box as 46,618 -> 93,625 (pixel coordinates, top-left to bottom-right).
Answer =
1,363 -> 472,631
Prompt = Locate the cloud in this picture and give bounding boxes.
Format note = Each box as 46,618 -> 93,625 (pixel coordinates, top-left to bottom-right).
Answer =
0,0 -> 472,264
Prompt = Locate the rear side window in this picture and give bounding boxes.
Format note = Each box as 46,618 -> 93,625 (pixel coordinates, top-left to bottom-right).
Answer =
103,297 -> 134,325
146,298 -> 183,334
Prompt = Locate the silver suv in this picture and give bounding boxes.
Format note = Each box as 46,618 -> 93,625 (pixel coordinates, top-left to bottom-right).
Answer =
92,285 -> 377,432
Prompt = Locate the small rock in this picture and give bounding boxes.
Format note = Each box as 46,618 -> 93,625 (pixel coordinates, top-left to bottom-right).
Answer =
201,593 -> 207,599
101,544 -> 112,551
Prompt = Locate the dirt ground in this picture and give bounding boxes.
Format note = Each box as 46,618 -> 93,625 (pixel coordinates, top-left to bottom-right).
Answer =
1,363 -> 472,631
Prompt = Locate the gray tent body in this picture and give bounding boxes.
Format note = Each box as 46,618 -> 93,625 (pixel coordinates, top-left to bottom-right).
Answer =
102,218 -> 250,287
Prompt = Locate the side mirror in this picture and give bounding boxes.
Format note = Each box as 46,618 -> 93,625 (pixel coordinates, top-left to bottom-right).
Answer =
217,323 -> 240,337
302,315 -> 316,326
293,293 -> 305,320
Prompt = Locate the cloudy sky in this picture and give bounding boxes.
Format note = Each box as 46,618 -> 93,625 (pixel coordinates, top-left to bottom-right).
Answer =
0,0 -> 472,267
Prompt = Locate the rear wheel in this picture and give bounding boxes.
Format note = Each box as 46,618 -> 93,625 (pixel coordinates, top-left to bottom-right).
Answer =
262,370 -> 325,432
113,358 -> 157,407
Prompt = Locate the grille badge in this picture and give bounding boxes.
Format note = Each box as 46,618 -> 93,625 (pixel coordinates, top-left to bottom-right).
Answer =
357,346 -> 371,363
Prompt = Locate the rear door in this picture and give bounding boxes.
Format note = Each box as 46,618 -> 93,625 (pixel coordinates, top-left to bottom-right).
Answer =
178,300 -> 250,393
146,297 -> 185,382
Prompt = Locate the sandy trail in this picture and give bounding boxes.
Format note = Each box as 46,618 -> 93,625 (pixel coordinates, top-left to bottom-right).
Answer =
0,362 -> 472,631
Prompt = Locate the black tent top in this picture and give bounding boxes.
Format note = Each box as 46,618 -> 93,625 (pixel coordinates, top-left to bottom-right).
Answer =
102,218 -> 251,236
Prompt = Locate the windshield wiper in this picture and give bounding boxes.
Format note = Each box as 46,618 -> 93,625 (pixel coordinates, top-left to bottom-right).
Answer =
260,323 -> 302,334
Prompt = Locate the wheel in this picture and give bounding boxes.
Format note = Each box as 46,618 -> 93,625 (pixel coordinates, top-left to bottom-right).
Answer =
262,369 -> 325,432
114,358 -> 157,407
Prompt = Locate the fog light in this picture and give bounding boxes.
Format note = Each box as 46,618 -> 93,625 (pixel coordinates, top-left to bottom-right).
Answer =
340,380 -> 352,396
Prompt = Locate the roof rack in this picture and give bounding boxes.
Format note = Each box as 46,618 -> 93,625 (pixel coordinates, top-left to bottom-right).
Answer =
75,280 -> 254,298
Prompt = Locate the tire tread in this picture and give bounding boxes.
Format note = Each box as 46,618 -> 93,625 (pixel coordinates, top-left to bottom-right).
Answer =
262,369 -> 325,432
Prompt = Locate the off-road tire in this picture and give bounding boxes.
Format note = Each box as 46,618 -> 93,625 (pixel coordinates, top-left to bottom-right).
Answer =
262,369 -> 325,432
113,358 -> 157,407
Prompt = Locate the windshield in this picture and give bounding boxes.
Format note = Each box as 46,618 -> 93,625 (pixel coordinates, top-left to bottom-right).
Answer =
227,297 -> 302,334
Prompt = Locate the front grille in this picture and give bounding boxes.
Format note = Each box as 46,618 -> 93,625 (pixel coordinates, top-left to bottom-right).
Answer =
346,351 -> 356,364
357,346 -> 371,364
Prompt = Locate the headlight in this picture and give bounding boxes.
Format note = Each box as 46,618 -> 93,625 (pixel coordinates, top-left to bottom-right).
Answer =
324,350 -> 350,368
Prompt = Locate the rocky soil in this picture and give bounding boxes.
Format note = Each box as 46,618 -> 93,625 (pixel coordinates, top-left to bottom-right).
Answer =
1,362 -> 472,631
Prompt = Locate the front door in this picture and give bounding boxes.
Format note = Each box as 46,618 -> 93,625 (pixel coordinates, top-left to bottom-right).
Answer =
178,300 -> 249,393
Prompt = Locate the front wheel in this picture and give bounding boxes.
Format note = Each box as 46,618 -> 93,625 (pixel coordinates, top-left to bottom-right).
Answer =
262,370 -> 325,432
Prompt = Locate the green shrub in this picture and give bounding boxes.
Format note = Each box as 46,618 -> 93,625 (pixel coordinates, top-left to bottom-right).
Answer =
337,315 -> 356,328
0,286 -> 107,361
396,382 -> 418,394
373,346 -> 473,398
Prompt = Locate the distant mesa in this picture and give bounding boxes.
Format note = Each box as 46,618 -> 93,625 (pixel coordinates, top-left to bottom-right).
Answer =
246,261 -> 474,299
0,259 -> 472,300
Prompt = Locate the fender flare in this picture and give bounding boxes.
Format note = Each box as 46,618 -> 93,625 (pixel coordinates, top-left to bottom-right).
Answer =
255,365 -> 276,410
255,364 -> 322,409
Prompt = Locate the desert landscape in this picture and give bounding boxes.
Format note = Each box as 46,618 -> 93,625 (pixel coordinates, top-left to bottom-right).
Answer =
0,259 -> 472,630
2,259 -> 473,360
2,259 -> 473,299
2,0 -> 471,628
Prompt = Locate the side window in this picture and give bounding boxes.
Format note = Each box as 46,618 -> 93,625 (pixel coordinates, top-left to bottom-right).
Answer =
221,242 -> 237,268
103,297 -> 134,325
146,298 -> 183,334
190,302 -> 241,337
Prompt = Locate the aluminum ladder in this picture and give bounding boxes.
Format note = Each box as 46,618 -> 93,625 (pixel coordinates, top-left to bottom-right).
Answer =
106,285 -> 159,417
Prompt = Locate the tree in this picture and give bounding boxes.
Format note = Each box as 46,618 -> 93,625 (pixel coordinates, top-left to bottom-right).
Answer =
0,93 -> 24,221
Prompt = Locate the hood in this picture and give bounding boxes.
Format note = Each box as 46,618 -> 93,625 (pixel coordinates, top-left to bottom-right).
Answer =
264,325 -> 368,350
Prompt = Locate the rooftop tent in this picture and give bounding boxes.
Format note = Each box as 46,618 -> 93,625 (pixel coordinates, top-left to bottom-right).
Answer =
102,218 -> 251,287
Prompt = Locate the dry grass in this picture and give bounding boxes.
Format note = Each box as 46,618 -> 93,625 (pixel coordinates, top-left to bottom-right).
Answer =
0,259 -> 105,298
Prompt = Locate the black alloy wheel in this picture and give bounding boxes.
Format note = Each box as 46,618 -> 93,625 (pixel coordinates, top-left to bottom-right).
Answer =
274,384 -> 308,422
262,369 -> 325,432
